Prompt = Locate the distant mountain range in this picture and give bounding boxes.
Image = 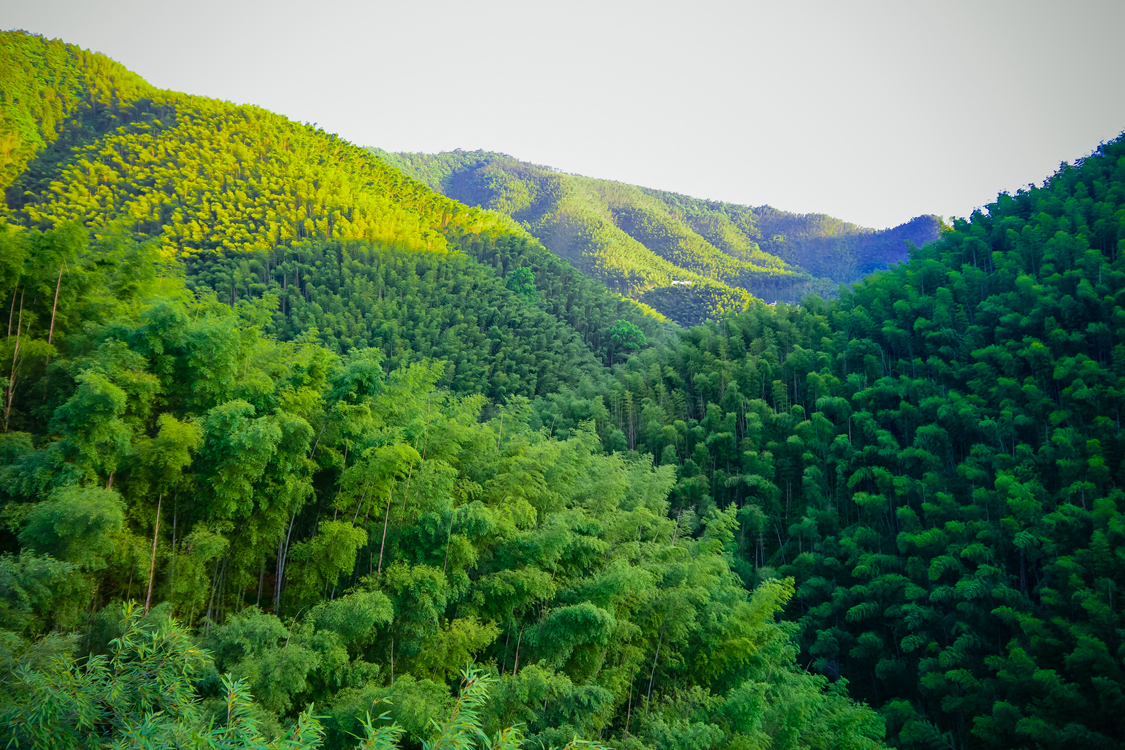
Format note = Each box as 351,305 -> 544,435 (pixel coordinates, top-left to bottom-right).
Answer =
372,149 -> 943,325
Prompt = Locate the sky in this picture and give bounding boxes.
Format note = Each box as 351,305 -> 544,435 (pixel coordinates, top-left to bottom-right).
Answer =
5,0 -> 1124,229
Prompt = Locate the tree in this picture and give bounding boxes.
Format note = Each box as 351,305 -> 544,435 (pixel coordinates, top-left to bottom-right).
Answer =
504,267 -> 538,304
606,319 -> 647,365
19,487 -> 125,572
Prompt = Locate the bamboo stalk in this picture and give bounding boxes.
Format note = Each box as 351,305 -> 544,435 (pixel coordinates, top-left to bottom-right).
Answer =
376,489 -> 392,582
47,261 -> 65,346
144,495 -> 163,614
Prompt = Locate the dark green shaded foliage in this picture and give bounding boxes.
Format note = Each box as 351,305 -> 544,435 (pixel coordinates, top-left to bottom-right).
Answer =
537,135 -> 1125,747
181,241 -> 607,401
0,222 -> 883,750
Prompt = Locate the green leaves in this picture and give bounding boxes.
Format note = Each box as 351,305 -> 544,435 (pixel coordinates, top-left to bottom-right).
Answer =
0,552 -> 85,634
423,666 -> 503,750
504,267 -> 538,304
608,320 -> 646,352
50,370 -> 131,480
1,603 -> 215,750
284,521 -> 369,610
134,413 -> 202,495
310,590 -> 393,651
414,618 -> 500,681
199,400 -> 283,518
19,487 -> 124,571
530,603 -> 616,670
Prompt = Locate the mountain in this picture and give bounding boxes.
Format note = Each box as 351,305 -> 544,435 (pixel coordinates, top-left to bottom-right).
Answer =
535,134 -> 1125,747
0,31 -> 668,398
373,149 -> 943,324
5,28 -> 1125,750
0,31 -> 886,750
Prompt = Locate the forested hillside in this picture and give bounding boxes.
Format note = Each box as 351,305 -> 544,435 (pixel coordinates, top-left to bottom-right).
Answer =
2,28 -> 1124,750
374,149 -> 941,324
0,32 -> 665,376
537,136 -> 1125,748
0,31 -> 884,750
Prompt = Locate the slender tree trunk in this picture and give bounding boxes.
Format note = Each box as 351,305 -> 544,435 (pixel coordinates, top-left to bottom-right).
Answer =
47,262 -> 64,346
205,557 -> 220,624
377,490 -> 392,582
399,461 -> 416,519
6,288 -> 15,338
144,495 -> 163,614
4,290 -> 24,432
442,509 -> 455,574
214,556 -> 229,625
351,478 -> 373,524
275,511 -> 297,612
168,496 -> 177,593
645,626 -> 665,716
257,558 -> 265,607
501,619 -> 513,675
43,264 -> 65,375
624,688 -> 634,740
512,626 -> 524,674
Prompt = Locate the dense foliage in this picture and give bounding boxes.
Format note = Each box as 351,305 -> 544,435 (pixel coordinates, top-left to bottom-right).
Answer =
4,28 -> 1124,750
0,30 -> 153,198
0,30 -> 663,366
750,210 -> 941,284
183,239 -> 601,401
179,231 -> 675,400
3,35 -> 503,256
0,224 -> 883,749
537,136 -> 1125,747
0,32 -> 889,750
374,150 -> 940,324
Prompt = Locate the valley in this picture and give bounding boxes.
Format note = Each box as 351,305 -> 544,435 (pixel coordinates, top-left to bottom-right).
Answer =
1,29 -> 1123,750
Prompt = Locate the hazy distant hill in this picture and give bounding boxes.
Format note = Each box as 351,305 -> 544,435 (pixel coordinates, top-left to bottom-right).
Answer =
373,149 -> 942,324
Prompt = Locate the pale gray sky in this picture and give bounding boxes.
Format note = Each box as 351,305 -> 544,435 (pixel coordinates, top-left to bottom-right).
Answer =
5,0 -> 1124,229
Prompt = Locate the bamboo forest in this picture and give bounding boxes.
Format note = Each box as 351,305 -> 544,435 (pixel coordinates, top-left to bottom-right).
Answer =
1,30 -> 1124,750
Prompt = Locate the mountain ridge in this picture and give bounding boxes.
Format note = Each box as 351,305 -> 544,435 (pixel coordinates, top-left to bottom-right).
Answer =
0,30 -> 668,380
6,29 -> 1125,750
372,148 -> 943,324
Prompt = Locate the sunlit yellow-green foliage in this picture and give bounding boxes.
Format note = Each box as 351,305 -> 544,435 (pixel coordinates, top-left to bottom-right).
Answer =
23,105 -> 508,256
1,31 -> 512,262
379,150 -> 942,325
377,151 -> 773,320
0,30 -> 667,415
0,32 -> 153,190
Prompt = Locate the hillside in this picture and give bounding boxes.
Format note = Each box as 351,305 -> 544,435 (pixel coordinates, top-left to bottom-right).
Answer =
0,31 -> 891,750
536,133 -> 1125,747
4,28 -> 1125,750
0,31 -> 666,391
374,149 -> 942,324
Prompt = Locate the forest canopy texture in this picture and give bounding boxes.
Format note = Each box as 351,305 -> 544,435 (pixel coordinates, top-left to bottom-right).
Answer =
2,29 -> 1125,750
373,149 -> 941,325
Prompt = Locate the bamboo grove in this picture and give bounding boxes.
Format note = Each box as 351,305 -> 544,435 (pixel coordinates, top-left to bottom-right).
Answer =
2,28 -> 1125,750
535,139 -> 1125,748
0,224 -> 884,749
